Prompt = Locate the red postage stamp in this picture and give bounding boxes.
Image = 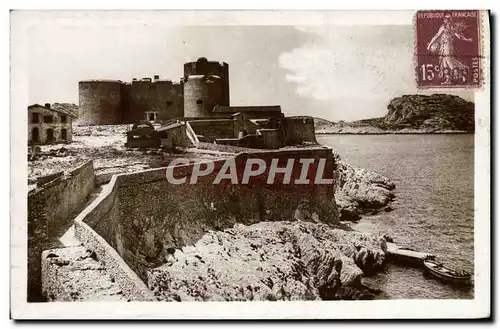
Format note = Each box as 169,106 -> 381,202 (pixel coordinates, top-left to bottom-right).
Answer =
415,10 -> 482,89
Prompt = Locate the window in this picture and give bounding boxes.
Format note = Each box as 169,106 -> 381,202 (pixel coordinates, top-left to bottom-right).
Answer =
61,114 -> 67,123
166,101 -> 174,106
43,115 -> 53,123
31,113 -> 40,124
196,99 -> 203,105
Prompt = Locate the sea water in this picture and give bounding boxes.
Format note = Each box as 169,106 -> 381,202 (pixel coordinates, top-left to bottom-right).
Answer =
317,134 -> 475,299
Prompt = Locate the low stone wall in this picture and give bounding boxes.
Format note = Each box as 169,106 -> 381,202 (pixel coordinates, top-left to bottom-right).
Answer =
36,171 -> 64,186
259,129 -> 283,149
189,119 -> 236,141
75,147 -> 339,283
216,134 -> 265,149
73,175 -> 156,301
27,160 -> 95,302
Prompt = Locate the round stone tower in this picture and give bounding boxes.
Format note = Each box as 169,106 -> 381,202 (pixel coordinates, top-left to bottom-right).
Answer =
78,80 -> 123,125
183,57 -> 229,118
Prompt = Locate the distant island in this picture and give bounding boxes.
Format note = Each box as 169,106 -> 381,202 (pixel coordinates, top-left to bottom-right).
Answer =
315,94 -> 475,134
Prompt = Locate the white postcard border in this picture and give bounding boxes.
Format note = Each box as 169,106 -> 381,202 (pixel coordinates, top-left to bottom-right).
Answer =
10,10 -> 491,319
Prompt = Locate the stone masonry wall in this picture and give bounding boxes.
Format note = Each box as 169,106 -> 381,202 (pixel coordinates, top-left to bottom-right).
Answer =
189,119 -> 236,141
78,81 -> 122,125
27,160 -> 95,301
72,175 -> 157,301
76,148 -> 338,283
122,81 -> 183,124
285,116 -> 318,145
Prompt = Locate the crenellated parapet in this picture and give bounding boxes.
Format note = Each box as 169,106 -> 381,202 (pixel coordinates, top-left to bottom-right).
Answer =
183,57 -> 230,118
78,76 -> 184,125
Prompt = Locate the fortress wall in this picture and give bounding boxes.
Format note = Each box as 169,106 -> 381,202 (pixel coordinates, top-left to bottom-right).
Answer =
77,59 -> 233,124
183,76 -> 224,118
79,79 -> 184,125
188,119 -> 236,141
184,59 -> 229,105
27,160 -> 95,301
258,129 -> 283,149
174,82 -> 184,117
285,116 -> 318,145
122,80 -> 184,123
75,148 -> 338,282
183,59 -> 230,118
78,81 -> 122,125
73,176 -> 156,301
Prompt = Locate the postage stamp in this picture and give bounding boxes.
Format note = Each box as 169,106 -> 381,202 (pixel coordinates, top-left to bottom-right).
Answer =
415,10 -> 482,89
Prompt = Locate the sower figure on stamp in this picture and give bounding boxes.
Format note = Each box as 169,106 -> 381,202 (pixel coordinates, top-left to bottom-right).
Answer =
426,14 -> 473,84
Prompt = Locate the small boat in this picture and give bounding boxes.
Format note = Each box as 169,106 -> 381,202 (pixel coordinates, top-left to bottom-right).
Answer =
423,259 -> 472,285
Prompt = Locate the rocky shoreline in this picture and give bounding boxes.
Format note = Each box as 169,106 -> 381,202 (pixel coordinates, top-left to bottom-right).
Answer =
333,151 -> 396,222
148,221 -> 387,301
146,155 -> 397,301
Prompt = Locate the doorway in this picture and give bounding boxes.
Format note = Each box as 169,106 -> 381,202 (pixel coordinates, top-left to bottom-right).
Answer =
61,128 -> 68,141
46,128 -> 54,142
32,127 -> 39,144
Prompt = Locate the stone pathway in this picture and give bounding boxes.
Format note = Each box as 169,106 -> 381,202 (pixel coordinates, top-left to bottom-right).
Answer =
42,245 -> 129,301
43,185 -> 129,302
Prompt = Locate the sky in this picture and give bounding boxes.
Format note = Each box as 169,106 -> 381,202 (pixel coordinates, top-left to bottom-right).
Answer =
28,24 -> 473,122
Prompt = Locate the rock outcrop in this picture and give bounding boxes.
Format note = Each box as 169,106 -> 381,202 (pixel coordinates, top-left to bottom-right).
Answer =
315,94 -> 474,134
385,94 -> 474,131
52,103 -> 79,118
147,221 -> 387,301
332,151 -> 396,221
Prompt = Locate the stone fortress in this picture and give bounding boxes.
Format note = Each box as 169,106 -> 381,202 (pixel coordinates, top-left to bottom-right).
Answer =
26,55 -> 462,304
28,58 -> 364,303
78,57 -> 316,149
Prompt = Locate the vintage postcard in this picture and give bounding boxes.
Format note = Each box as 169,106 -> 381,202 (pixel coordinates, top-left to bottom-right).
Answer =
10,10 -> 490,319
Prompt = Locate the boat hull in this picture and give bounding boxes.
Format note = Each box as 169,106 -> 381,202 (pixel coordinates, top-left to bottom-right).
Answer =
423,260 -> 472,286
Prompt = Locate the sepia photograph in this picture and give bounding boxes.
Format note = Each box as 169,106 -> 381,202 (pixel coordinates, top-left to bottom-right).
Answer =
10,9 -> 490,319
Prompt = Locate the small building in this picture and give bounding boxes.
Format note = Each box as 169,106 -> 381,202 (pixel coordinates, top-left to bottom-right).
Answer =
125,121 -> 159,148
28,103 -> 77,145
125,120 -> 192,150
156,122 -> 190,149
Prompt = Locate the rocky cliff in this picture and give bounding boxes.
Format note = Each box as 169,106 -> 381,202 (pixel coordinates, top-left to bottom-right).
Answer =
147,221 -> 387,301
333,151 -> 396,221
316,94 -> 475,134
